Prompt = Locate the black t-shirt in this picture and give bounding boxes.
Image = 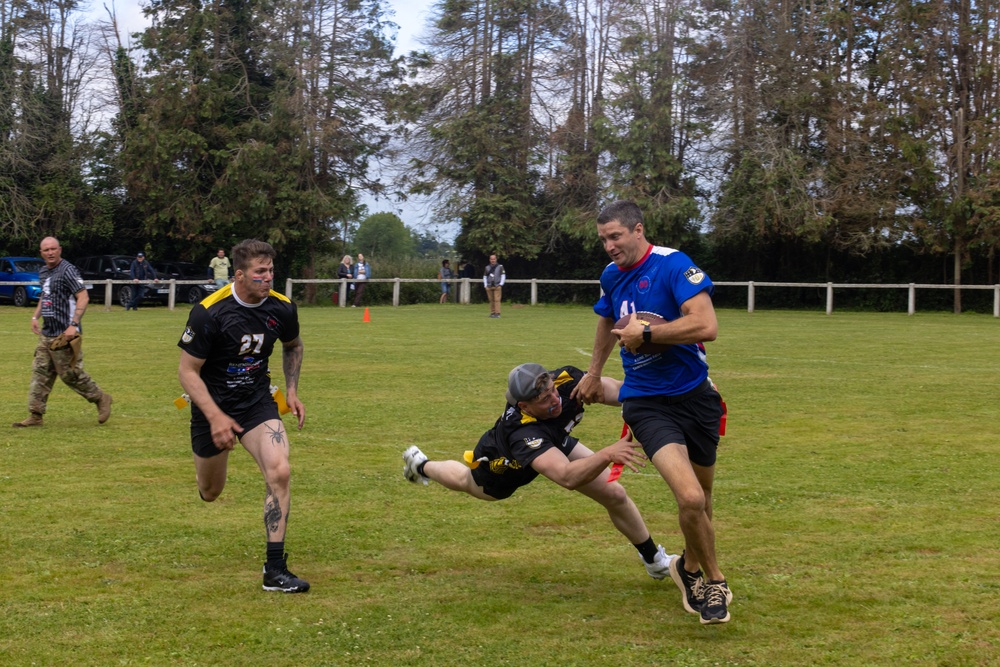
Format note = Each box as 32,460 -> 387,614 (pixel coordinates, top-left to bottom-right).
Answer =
178,285 -> 299,414
475,366 -> 587,485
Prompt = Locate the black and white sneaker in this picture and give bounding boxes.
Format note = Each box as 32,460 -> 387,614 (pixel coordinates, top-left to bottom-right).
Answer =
263,555 -> 310,593
699,580 -> 733,625
668,551 -> 704,614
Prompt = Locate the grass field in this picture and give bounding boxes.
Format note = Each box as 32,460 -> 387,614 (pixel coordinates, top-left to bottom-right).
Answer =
1,302 -> 997,666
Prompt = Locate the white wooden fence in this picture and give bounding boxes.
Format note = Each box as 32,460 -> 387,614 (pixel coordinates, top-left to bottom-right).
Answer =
5,278 -> 999,316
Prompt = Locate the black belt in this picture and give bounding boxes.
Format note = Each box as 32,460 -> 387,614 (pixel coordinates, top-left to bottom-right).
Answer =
652,378 -> 713,405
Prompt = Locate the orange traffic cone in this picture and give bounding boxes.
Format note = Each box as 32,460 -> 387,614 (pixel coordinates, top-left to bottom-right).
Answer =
363,307 -> 371,322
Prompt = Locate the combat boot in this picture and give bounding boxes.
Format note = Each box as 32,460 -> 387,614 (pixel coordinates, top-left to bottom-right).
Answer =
12,413 -> 43,428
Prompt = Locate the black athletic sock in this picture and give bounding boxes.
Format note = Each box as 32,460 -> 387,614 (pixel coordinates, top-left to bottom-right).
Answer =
266,541 -> 285,567
416,460 -> 428,477
634,536 -> 658,564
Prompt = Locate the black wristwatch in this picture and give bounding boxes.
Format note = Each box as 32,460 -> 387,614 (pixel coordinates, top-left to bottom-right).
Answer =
642,323 -> 652,343
70,321 -> 80,327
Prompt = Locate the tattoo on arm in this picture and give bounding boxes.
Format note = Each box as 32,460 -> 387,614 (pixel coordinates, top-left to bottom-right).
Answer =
264,422 -> 286,447
282,340 -> 303,391
264,484 -> 283,537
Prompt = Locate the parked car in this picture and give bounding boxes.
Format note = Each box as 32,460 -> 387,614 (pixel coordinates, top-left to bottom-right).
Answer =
75,255 -> 170,306
0,257 -> 45,307
153,261 -> 220,304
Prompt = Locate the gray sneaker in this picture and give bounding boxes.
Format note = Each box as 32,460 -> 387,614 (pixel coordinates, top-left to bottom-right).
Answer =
699,580 -> 733,625
402,445 -> 429,485
642,544 -> 675,580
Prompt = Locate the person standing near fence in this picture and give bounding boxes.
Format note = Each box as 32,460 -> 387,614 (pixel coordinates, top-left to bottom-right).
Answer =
572,200 -> 732,625
438,259 -> 453,304
208,248 -> 232,288
12,236 -> 113,428
127,251 -> 158,311
483,254 -> 505,318
351,253 -> 371,307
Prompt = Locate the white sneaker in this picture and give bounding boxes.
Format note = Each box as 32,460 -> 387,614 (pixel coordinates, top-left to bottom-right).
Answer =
403,445 -> 429,485
642,544 -> 676,580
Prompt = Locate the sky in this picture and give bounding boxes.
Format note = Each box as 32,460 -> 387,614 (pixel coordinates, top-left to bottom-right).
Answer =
100,0 -> 447,239
104,0 -> 432,55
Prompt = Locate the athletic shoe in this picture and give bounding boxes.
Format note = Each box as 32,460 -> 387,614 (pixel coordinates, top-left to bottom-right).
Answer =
263,555 -> 310,593
668,551 -> 704,614
642,544 -> 675,580
403,445 -> 429,485
699,580 -> 733,625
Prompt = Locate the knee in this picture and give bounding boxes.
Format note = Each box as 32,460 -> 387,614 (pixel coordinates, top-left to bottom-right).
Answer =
675,488 -> 707,516
264,460 -> 291,489
595,482 -> 630,509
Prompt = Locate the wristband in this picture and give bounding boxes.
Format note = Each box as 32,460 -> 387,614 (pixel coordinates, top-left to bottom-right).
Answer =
32,316 -> 38,320
642,324 -> 652,343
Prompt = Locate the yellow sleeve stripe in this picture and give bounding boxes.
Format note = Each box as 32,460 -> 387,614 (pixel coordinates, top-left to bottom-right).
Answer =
269,290 -> 291,303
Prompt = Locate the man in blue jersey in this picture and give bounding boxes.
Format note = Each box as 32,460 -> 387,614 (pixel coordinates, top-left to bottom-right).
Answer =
572,200 -> 732,624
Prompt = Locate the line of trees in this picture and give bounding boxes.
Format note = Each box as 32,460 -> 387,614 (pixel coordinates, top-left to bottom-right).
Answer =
2,0 -> 999,311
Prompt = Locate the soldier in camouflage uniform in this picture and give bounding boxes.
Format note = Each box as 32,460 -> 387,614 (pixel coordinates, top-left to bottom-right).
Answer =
12,237 -> 112,427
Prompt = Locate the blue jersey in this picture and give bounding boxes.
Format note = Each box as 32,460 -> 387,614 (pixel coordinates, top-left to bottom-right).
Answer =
594,245 -> 714,401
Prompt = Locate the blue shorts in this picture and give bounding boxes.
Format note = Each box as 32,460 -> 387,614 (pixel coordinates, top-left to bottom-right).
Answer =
621,381 -> 723,467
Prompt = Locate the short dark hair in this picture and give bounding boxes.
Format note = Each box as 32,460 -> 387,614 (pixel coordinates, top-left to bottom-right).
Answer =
597,200 -> 644,231
232,239 -> 276,272
442,259 -> 450,266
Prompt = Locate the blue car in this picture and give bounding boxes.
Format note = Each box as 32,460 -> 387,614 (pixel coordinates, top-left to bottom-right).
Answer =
0,257 -> 45,307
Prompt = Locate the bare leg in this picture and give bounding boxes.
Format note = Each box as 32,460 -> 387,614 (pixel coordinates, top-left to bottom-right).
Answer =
241,419 -> 292,542
423,460 -> 498,501
650,444 -> 723,581
193,449 -> 231,501
569,443 -> 651,544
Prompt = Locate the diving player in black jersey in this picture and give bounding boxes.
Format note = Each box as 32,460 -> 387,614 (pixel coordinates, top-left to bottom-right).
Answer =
402,363 -> 677,580
178,239 -> 309,593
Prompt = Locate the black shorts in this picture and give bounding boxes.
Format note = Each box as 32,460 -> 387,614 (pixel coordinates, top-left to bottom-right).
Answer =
622,382 -> 723,467
191,394 -> 280,458
470,432 -> 580,500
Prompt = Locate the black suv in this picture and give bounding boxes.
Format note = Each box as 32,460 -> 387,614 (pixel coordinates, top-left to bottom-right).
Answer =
154,261 -> 220,304
75,255 -> 170,306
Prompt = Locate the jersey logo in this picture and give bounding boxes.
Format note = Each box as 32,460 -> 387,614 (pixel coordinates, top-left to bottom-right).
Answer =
684,266 -> 706,285
523,437 -> 543,449
636,276 -> 652,294
181,326 -> 195,344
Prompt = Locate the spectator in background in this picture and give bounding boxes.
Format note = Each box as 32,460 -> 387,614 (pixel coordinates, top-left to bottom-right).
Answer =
483,254 -> 505,318
208,248 -> 232,288
438,259 -> 453,304
127,251 -> 158,311
337,255 -> 353,282
336,254 -> 353,305
351,253 -> 371,307
460,259 -> 476,279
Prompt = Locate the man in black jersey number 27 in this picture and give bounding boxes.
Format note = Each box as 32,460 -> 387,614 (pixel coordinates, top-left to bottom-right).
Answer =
178,239 -> 309,593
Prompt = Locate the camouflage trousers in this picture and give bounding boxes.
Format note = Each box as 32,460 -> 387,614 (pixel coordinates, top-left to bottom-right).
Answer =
26,335 -> 104,415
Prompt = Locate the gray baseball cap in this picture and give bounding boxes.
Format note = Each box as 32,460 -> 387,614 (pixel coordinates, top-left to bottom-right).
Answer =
506,363 -> 551,405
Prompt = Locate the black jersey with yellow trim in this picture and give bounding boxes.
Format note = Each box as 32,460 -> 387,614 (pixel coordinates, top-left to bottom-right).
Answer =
178,287 -> 299,414
487,365 -> 587,471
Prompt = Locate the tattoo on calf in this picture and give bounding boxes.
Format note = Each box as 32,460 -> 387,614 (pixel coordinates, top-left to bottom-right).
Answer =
264,485 -> 283,536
